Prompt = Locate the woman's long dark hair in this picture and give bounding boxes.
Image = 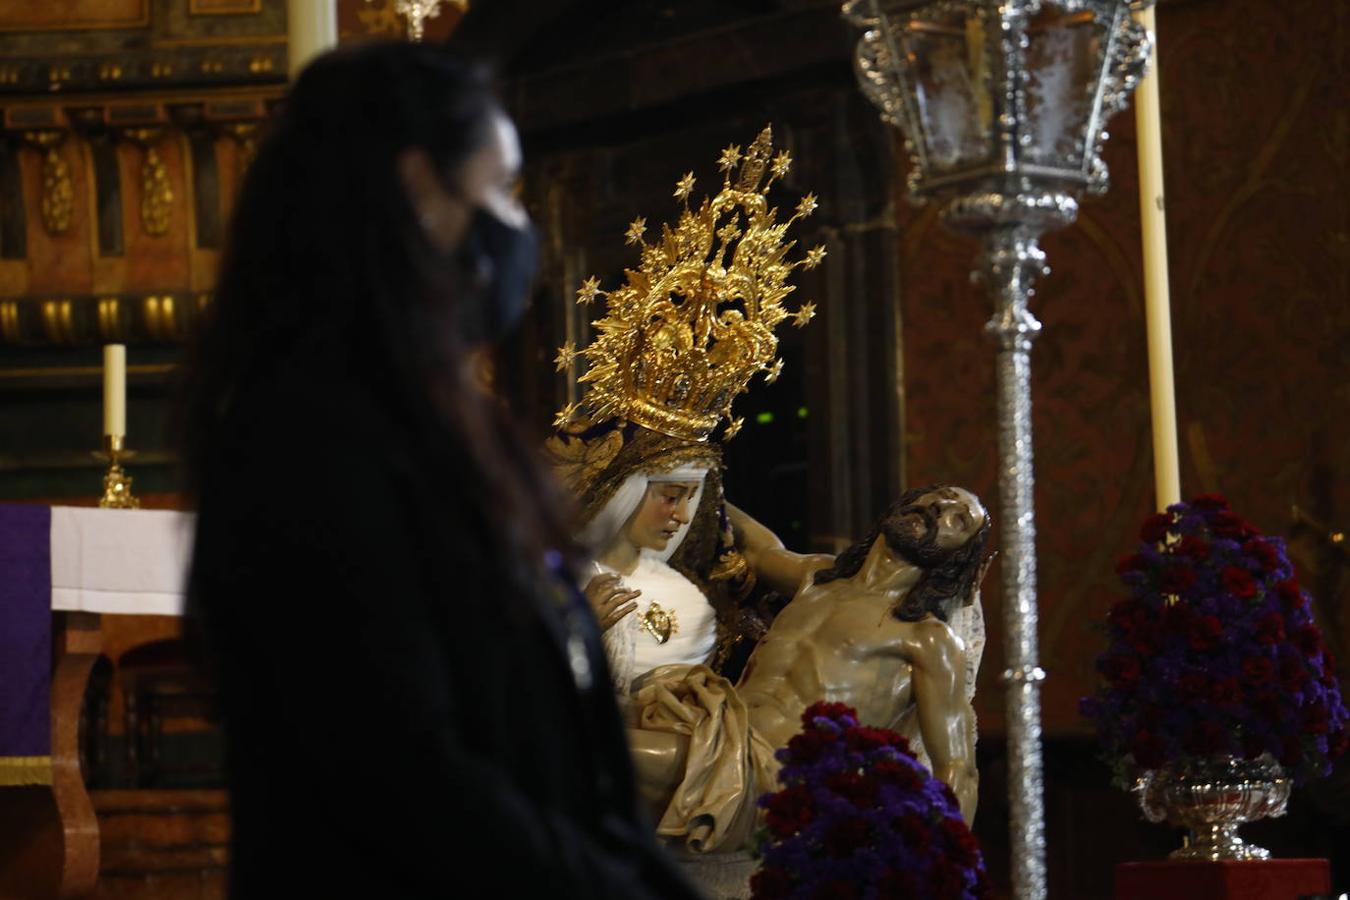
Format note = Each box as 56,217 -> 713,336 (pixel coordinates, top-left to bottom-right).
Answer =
180,41 -> 574,587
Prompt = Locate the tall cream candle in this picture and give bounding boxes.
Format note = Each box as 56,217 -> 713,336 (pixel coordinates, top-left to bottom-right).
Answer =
103,344 -> 126,438
1134,5 -> 1182,511
287,0 -> 339,80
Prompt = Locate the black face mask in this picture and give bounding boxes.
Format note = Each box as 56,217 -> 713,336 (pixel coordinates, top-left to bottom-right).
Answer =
459,205 -> 539,345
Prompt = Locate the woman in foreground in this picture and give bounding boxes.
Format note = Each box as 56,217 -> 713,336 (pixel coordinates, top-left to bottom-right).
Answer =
182,41 -> 698,899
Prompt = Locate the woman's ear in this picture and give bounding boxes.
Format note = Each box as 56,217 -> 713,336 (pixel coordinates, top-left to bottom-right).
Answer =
396,147 -> 471,253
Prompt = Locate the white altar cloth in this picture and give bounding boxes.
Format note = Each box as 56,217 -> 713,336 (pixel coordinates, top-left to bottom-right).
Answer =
49,506 -> 193,616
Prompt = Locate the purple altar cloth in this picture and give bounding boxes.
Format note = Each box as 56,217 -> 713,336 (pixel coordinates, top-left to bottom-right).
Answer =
0,503 -> 52,785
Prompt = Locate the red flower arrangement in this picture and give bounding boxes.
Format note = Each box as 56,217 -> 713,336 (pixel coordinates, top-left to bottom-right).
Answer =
752,702 -> 991,900
1081,494 -> 1349,786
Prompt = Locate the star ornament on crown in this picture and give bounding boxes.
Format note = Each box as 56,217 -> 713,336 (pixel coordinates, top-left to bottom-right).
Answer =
554,126 -> 825,443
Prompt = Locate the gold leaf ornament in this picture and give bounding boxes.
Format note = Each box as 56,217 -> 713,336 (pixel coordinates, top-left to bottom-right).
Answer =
674,172 -> 696,202
552,401 -> 579,430
554,342 -> 578,373
625,217 -> 647,246
35,139 -> 72,234
717,144 -> 743,173
543,428 -> 625,494
576,276 -> 604,305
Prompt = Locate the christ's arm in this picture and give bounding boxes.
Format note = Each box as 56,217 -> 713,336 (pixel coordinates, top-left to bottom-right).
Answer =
908,618 -> 979,823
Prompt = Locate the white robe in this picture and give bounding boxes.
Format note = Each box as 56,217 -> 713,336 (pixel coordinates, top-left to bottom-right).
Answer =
597,555 -> 717,698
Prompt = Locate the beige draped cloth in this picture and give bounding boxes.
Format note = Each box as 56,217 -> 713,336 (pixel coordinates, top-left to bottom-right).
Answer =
632,664 -> 780,853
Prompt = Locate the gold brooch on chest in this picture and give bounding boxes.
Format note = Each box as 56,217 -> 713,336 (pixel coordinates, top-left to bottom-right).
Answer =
640,602 -> 679,645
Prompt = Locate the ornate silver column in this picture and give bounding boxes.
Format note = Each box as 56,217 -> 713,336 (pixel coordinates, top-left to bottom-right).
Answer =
843,2 -> 1152,897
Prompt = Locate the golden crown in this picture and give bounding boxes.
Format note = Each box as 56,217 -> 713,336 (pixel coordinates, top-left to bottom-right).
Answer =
553,126 -> 824,443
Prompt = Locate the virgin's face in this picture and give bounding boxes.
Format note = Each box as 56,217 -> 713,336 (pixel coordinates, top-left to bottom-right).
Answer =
625,481 -> 700,552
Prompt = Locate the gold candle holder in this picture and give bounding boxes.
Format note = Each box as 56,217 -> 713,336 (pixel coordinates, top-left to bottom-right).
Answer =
94,434 -> 139,509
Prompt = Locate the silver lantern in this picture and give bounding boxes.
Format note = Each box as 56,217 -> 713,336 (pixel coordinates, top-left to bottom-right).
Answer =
842,2 -> 1153,898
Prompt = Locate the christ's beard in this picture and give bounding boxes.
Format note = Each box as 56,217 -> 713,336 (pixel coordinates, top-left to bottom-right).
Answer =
884,506 -> 945,568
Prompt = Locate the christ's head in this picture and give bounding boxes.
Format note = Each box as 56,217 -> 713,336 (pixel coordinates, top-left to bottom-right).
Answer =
814,485 -> 991,622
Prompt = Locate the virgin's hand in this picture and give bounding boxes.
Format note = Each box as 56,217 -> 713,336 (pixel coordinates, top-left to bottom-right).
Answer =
584,573 -> 641,633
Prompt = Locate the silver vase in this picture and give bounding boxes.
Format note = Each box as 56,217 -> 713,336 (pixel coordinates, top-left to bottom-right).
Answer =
1133,754 -> 1292,861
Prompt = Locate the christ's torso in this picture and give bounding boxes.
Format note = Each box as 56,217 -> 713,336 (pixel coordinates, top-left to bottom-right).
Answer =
739,580 -> 935,748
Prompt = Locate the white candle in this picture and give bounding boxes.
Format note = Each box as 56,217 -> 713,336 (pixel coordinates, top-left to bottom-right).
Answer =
1133,5 -> 1182,511
287,0 -> 339,80
103,344 -> 126,438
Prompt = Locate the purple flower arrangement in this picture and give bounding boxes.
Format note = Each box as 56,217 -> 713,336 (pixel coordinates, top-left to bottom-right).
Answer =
1080,493 -> 1349,787
751,702 -> 990,900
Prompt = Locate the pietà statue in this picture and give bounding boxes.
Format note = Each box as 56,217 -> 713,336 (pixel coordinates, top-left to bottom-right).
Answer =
544,131 -> 989,874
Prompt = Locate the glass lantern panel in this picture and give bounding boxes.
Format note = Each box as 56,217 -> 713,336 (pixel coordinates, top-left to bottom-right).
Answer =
1023,7 -> 1101,169
903,11 -> 992,173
